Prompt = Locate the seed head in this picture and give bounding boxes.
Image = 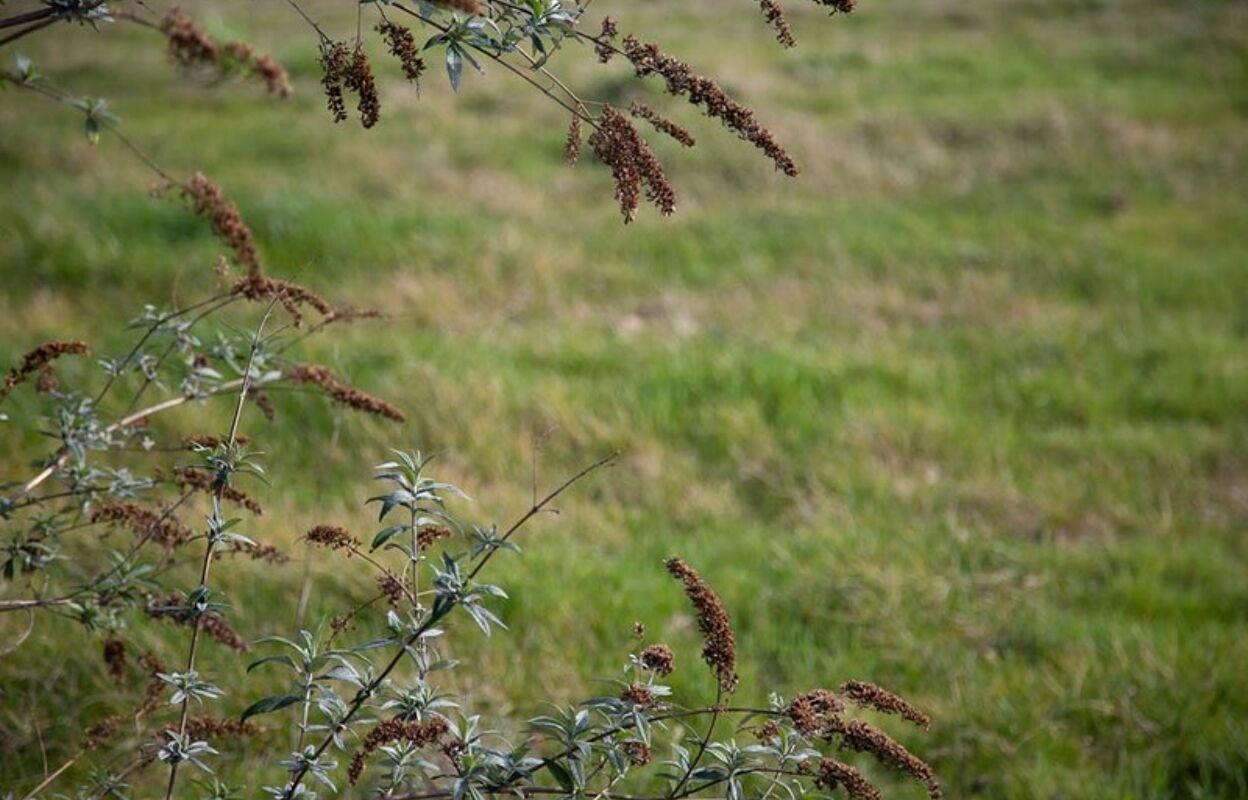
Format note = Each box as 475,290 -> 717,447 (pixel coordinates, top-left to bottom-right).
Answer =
595,17 -> 618,63
378,573 -> 407,607
566,113 -> 583,166
349,717 -> 449,785
622,36 -> 799,176
639,643 -> 675,676
589,105 -> 676,222
629,102 -> 696,148
344,46 -> 381,129
305,524 -> 360,551
787,689 -> 844,736
90,502 -> 193,549
418,523 -> 453,550
815,759 -> 881,800
287,363 -> 406,422
321,41 -> 350,123
839,680 -> 931,729
172,465 -> 264,515
230,272 -> 333,326
181,173 -> 261,276
664,557 -> 737,692
825,718 -> 941,799
759,0 -> 796,48
2,340 -> 88,400
378,21 -> 426,83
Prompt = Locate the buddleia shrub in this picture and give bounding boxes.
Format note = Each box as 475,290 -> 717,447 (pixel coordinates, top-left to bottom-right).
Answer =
1,3 -> 946,799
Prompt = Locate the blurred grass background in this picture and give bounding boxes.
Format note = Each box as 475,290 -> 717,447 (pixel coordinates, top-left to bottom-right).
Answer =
1,0 -> 1247,797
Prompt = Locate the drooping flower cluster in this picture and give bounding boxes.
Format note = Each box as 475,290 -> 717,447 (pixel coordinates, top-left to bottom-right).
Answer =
758,0 -> 796,48
286,363 -> 407,422
824,718 -> 942,799
160,7 -> 290,96
840,680 -> 932,729
304,524 -> 360,552
815,759 -> 881,800
588,105 -> 676,222
181,172 -> 261,276
171,465 -> 264,515
664,557 -> 738,692
320,41 -> 350,123
629,102 -> 696,148
345,46 -> 381,129
229,271 -> 334,326
787,689 -> 845,736
565,113 -> 583,166
595,16 -> 619,63
90,501 -> 193,549
1,340 -> 88,400
378,21 -> 426,83
621,36 -> 799,176
320,39 -> 381,128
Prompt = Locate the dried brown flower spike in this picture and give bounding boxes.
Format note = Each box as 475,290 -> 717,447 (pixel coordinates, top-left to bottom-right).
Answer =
664,557 -> 738,692
815,759 -> 882,800
320,41 -> 350,123
348,717 -> 448,785
759,0 -> 797,48
160,7 -> 290,97
566,113 -> 583,166
787,688 -> 845,736
1,340 -> 88,400
629,102 -> 696,148
839,679 -> 932,729
589,105 -> 676,222
90,501 -> 193,549
622,36 -> 799,176
181,172 -> 261,276
826,718 -> 942,799
304,524 -> 361,551
378,21 -> 426,84
345,46 -> 381,129
287,363 -> 406,422
595,17 -> 619,63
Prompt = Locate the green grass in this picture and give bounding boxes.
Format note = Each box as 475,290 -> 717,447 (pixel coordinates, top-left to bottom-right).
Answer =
1,0 -> 1247,796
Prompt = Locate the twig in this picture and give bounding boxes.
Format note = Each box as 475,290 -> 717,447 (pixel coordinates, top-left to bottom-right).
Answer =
163,303 -> 275,800
282,451 -> 617,795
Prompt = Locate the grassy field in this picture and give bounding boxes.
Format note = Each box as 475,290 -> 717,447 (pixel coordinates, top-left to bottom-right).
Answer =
2,0 -> 1247,796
